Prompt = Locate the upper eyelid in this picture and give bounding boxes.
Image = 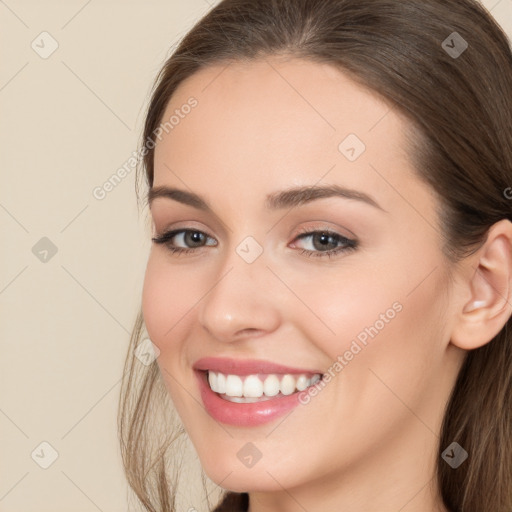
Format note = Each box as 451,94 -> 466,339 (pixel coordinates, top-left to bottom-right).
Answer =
156,226 -> 350,236
291,230 -> 356,248
294,224 -> 356,239
148,192 -> 374,238
149,206 -> 232,238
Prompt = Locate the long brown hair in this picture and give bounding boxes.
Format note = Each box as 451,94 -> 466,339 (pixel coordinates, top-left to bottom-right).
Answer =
118,1 -> 512,510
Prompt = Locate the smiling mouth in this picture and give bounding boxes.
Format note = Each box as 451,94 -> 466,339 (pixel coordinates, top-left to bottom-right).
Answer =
205,370 -> 324,403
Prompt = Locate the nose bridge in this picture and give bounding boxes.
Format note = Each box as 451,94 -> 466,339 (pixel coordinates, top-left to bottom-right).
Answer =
198,237 -> 281,341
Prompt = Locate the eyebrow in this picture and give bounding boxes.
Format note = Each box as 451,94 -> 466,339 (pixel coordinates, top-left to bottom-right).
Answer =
147,184 -> 385,212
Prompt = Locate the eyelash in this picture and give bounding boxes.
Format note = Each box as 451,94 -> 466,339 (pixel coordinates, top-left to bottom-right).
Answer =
152,228 -> 358,259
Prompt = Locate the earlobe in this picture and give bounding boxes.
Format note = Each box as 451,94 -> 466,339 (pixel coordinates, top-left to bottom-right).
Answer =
450,219 -> 512,351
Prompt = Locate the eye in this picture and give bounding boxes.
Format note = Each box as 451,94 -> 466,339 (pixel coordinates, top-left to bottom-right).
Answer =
291,230 -> 358,259
152,228 -> 358,259
152,229 -> 217,255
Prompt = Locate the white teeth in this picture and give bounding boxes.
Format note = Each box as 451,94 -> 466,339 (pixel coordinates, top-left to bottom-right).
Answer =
225,374 -> 243,397
296,375 -> 309,391
243,375 -> 263,397
216,372 -> 226,394
208,371 -> 217,391
263,374 -> 280,397
207,371 -> 322,399
223,396 -> 271,403
280,374 -> 296,395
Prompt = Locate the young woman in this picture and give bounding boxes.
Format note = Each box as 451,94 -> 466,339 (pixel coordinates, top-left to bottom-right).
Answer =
118,1 -> 512,511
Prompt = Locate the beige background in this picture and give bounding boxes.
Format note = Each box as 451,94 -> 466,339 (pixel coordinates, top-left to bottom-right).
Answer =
1,1 -> 511,511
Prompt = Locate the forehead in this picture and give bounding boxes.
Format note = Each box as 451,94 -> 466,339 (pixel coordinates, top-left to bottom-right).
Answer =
157,57 -> 402,150
152,57 -> 423,215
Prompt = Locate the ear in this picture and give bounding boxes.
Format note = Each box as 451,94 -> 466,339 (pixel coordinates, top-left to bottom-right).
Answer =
450,219 -> 512,350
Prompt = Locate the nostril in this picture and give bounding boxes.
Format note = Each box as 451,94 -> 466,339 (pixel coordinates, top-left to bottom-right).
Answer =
234,327 -> 264,338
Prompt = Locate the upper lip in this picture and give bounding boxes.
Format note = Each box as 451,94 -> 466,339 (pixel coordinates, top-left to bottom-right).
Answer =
193,357 -> 323,376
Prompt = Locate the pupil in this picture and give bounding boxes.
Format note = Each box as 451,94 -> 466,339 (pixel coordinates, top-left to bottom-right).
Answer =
187,231 -> 204,247
314,232 -> 336,251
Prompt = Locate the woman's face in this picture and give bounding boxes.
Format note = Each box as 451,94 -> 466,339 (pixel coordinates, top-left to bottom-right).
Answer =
142,57 -> 463,503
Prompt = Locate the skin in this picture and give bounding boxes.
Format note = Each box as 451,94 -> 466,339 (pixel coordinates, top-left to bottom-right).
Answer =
142,56 -> 512,512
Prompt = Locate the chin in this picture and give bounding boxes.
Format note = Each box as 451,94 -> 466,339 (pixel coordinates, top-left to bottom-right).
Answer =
200,458 -> 292,493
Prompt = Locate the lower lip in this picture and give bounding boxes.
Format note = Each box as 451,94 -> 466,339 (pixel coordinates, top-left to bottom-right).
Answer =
195,370 -> 304,427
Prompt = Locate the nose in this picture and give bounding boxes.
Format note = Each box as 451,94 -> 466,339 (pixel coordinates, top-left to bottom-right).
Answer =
198,249 -> 282,343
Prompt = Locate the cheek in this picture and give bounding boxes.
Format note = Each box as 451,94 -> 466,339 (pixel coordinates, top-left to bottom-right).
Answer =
141,253 -> 200,352
326,262 -> 449,419
141,254 -> 201,413
282,264 -> 397,358
282,258 -> 449,461
289,256 -> 448,374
